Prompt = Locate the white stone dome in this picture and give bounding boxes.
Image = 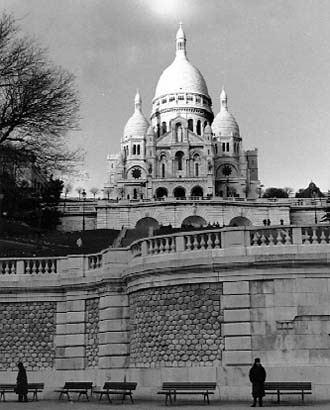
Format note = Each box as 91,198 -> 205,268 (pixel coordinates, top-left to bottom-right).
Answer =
123,91 -> 149,138
154,24 -> 210,100
212,89 -> 239,136
155,57 -> 209,99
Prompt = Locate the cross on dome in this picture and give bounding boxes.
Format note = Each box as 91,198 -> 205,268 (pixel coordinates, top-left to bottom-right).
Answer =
176,22 -> 186,56
135,89 -> 142,111
220,88 -> 228,111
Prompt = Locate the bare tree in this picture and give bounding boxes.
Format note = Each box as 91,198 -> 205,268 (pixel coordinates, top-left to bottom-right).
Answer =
76,186 -> 83,199
0,13 -> 81,175
90,187 -> 99,200
63,183 -> 72,199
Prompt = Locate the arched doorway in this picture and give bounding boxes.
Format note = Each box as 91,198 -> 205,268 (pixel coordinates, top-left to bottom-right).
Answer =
181,216 -> 207,228
173,186 -> 186,198
135,217 -> 160,232
191,186 -> 203,197
229,216 -> 252,227
155,187 -> 168,198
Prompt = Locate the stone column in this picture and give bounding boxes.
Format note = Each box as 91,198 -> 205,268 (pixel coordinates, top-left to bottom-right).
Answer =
55,297 -> 86,370
222,281 -> 252,366
98,288 -> 130,369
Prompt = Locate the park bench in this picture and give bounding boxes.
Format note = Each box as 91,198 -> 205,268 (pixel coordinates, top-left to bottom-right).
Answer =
264,382 -> 312,403
55,381 -> 93,401
94,381 -> 137,403
158,382 -> 217,405
0,383 -> 44,401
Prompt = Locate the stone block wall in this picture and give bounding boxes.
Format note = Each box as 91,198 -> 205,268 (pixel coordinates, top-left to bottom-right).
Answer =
128,283 -> 223,367
85,298 -> 100,368
0,301 -> 56,370
250,278 -> 330,366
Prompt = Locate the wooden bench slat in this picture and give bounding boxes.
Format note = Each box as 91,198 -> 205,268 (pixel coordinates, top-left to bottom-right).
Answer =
55,382 -> 93,402
264,381 -> 312,404
158,382 -> 216,405
94,381 -> 137,404
0,383 -> 44,402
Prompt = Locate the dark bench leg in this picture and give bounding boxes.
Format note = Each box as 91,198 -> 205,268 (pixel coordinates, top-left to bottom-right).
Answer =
277,390 -> 280,403
165,392 -> 172,405
32,391 -> 38,401
203,393 -> 210,404
0,392 -> 5,402
302,390 -> 304,402
78,391 -> 89,401
59,392 -> 66,400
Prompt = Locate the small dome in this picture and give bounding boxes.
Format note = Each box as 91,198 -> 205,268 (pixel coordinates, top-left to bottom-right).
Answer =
212,89 -> 239,136
123,90 -> 149,138
154,24 -> 209,99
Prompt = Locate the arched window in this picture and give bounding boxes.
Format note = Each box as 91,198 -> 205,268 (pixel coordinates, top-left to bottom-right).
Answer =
175,151 -> 184,171
162,163 -> 165,178
188,119 -> 193,131
222,142 -> 225,152
133,145 -> 136,155
156,125 -> 160,138
195,163 -> 199,177
137,145 -> 140,155
162,122 -> 167,134
215,144 -> 218,154
133,189 -> 138,199
176,123 -> 183,142
226,142 -> 229,152
196,120 -> 201,135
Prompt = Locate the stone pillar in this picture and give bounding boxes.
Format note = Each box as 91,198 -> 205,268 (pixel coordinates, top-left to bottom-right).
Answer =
222,281 -> 252,366
98,289 -> 130,369
55,298 -> 86,370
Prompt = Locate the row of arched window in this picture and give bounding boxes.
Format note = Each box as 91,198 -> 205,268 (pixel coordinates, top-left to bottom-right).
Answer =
123,144 -> 142,157
155,185 -> 204,199
160,152 -> 201,177
214,141 -> 240,154
157,119 -> 209,138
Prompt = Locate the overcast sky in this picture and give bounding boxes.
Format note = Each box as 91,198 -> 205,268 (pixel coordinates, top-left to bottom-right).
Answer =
2,0 -> 330,195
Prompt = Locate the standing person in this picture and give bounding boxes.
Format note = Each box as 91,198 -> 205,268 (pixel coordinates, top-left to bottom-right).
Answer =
249,358 -> 266,407
16,362 -> 28,402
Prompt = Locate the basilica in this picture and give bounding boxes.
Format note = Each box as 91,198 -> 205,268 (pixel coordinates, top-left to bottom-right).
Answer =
105,24 -> 260,200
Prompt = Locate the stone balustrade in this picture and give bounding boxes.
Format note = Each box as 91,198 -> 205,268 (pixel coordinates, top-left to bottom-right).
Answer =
1,225 -> 329,280
129,225 -> 330,259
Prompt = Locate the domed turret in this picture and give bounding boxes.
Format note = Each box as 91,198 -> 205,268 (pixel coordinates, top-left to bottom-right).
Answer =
212,89 -> 239,137
123,90 -> 149,139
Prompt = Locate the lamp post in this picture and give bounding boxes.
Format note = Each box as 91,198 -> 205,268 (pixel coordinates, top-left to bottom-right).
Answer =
82,189 -> 86,231
312,191 -> 318,224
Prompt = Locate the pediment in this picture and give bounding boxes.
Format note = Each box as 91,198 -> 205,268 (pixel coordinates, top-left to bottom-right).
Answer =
156,130 -> 205,146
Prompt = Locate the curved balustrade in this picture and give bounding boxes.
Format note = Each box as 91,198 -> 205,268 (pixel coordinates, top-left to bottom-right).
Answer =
184,231 -> 221,251
1,260 -> 16,275
250,227 -> 293,246
302,226 -> 330,244
0,225 -> 329,278
88,254 -> 103,270
130,225 -> 330,259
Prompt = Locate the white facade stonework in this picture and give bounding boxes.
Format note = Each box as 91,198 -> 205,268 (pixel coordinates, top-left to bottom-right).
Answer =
106,25 -> 259,201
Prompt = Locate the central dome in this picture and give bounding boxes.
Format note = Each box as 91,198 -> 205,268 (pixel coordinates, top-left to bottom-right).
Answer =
155,57 -> 209,99
153,24 -> 209,100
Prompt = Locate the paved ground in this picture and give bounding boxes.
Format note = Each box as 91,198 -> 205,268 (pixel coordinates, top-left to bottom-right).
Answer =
0,399 -> 327,410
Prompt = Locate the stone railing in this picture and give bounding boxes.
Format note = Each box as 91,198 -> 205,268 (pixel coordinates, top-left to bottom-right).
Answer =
130,225 -> 330,258
1,225 -> 329,279
0,251 -> 105,278
1,257 -> 58,275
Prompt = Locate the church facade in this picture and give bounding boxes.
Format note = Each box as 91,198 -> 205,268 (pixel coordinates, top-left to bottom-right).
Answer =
105,24 -> 259,201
